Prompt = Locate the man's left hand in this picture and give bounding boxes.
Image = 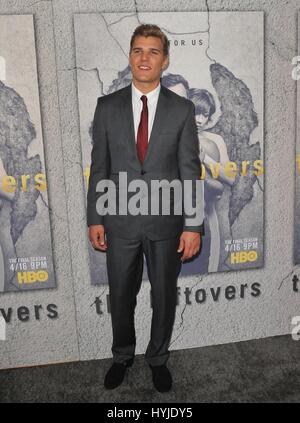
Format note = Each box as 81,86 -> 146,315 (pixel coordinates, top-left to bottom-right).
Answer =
177,232 -> 201,262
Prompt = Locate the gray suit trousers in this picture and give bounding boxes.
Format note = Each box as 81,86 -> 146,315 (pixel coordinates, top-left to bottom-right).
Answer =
106,233 -> 182,366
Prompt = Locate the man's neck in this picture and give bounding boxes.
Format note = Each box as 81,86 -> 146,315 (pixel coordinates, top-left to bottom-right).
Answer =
132,79 -> 160,94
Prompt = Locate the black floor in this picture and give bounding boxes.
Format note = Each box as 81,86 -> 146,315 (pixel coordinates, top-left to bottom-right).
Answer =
0,335 -> 299,403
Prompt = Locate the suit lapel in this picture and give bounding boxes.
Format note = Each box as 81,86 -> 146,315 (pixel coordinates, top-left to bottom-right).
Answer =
143,85 -> 170,167
121,84 -> 141,171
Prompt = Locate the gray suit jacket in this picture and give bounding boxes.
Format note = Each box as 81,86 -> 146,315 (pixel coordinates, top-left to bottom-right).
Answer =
87,83 -> 204,240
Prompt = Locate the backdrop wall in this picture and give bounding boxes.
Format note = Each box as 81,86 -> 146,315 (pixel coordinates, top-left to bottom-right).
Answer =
0,0 -> 299,369
0,1 -> 79,369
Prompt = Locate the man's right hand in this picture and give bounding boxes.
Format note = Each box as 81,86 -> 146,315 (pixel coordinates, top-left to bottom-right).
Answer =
88,224 -> 107,251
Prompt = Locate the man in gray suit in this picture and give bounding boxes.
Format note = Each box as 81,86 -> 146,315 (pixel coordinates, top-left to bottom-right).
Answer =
87,24 -> 204,392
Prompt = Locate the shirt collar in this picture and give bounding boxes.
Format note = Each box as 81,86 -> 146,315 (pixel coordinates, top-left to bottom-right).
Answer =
131,82 -> 161,104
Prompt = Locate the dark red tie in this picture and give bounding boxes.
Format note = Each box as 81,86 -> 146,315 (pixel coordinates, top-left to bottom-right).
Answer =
137,95 -> 148,164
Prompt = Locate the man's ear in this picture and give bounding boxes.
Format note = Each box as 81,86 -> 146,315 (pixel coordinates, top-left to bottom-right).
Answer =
162,56 -> 169,71
128,50 -> 133,66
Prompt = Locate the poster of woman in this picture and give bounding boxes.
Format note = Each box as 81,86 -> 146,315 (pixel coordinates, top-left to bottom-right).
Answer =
74,11 -> 264,283
0,15 -> 56,293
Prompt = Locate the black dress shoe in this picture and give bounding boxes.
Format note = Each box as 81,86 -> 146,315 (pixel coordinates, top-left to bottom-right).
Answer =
149,364 -> 172,392
104,359 -> 133,390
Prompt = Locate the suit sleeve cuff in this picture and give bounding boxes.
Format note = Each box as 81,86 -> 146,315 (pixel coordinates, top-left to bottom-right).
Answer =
183,222 -> 205,235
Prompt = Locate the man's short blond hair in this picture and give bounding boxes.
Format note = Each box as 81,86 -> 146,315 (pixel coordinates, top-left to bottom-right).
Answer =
130,24 -> 170,56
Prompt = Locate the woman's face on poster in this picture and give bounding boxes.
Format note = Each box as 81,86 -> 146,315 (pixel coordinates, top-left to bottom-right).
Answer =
196,112 -> 209,130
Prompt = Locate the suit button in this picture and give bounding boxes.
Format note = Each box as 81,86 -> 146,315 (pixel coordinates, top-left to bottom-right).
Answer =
141,170 -> 146,175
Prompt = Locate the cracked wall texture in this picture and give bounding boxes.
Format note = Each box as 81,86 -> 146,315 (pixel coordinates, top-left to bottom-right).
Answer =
53,0 -> 300,362
0,2 -> 79,369
1,0 -> 300,368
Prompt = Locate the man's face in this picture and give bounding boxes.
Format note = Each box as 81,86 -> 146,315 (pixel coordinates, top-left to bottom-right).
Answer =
129,36 -> 169,86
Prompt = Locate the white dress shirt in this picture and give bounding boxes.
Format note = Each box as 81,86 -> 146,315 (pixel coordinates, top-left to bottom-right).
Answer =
131,82 -> 161,143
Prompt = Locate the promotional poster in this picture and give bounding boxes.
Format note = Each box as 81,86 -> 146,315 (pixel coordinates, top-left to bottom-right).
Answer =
74,11 -> 264,284
0,15 -> 56,293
